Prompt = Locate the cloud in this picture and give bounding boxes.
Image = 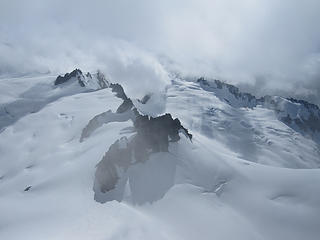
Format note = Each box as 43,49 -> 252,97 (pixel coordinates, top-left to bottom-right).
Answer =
1,0 -> 320,103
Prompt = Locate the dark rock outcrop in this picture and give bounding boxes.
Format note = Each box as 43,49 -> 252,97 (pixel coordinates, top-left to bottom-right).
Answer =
286,98 -> 320,112
95,137 -> 132,193
109,83 -> 135,113
134,113 -> 192,153
96,70 -> 109,88
116,99 -> 134,113
138,94 -> 151,104
110,83 -> 128,100
24,186 -> 32,191
54,69 -> 84,86
93,113 -> 192,195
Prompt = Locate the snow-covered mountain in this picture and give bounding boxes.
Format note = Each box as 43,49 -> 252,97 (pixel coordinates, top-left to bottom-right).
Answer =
54,69 -> 110,89
0,70 -> 320,240
198,77 -> 320,143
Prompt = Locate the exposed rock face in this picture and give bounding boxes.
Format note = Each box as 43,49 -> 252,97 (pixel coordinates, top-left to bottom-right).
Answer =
134,113 -> 192,152
138,94 -> 151,104
110,83 -> 128,100
54,69 -> 85,86
116,99 -> 134,113
109,83 -> 134,113
287,98 -> 320,111
271,97 -> 320,141
96,70 -> 109,88
24,186 -> 32,192
94,137 -> 132,193
93,112 -> 192,197
54,69 -> 110,89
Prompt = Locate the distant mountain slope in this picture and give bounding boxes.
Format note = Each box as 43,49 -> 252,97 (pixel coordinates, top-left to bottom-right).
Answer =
197,78 -> 320,143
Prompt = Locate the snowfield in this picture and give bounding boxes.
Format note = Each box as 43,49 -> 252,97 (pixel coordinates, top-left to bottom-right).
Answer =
0,73 -> 320,240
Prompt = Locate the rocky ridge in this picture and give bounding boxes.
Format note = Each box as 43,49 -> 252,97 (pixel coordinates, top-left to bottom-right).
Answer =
197,77 -> 320,143
54,69 -> 109,90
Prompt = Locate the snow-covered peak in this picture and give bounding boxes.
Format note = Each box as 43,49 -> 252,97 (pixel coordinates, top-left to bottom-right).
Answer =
264,96 -> 320,142
54,69 -> 110,90
197,77 -> 258,108
196,77 -> 320,143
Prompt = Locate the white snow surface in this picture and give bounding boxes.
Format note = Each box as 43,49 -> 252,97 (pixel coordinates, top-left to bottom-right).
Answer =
0,74 -> 320,240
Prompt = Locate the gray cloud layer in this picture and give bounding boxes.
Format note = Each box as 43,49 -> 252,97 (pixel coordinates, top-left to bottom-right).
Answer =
1,0 -> 320,103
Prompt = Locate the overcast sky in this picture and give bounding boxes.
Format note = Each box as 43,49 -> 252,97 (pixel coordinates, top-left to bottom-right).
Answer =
1,0 -> 320,103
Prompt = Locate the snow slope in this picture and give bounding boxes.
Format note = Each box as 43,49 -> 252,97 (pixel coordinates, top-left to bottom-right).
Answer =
0,72 -> 319,240
197,77 -> 320,143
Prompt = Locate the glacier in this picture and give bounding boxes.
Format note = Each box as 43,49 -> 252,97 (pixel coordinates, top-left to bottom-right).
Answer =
0,70 -> 320,240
